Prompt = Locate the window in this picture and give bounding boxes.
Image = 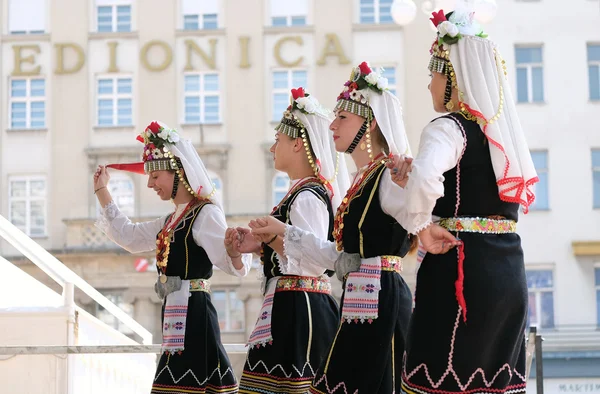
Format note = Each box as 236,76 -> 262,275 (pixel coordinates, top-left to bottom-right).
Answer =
515,46 -> 544,103
182,0 -> 219,30
270,0 -> 307,27
526,269 -> 555,329
593,149 -> 600,208
272,172 -> 291,206
184,74 -> 221,124
359,0 -> 393,24
96,0 -> 131,33
596,267 -> 600,327
379,66 -> 397,96
9,79 -> 46,129
8,0 -> 45,34
96,291 -> 134,335
9,176 -> 47,237
212,290 -> 244,332
97,77 -> 133,126
530,151 -> 549,210
96,175 -> 134,217
207,171 -> 224,207
272,70 -> 308,121
588,44 -> 600,101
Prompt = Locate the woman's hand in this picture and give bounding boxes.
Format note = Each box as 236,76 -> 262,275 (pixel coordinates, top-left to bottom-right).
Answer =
249,217 -> 286,239
234,227 -> 262,254
386,154 -> 413,188
418,224 -> 461,254
224,228 -> 242,258
93,165 -> 110,191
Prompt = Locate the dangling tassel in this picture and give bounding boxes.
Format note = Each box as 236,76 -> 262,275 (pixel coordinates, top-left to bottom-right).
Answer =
454,241 -> 467,323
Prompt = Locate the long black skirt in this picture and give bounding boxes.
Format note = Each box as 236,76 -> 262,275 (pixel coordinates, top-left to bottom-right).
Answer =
239,291 -> 339,394
151,291 -> 238,394
402,233 -> 528,394
310,271 -> 413,394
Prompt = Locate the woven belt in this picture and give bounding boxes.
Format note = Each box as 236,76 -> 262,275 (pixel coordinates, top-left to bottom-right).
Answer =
439,217 -> 516,234
381,256 -> 403,273
275,276 -> 331,294
189,278 -> 210,293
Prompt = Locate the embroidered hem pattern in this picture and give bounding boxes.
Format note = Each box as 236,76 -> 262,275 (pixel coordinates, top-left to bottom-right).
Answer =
239,370 -> 315,394
150,383 -> 239,394
402,308 -> 527,394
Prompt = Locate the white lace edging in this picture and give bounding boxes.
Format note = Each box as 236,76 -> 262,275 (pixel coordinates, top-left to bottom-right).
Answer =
94,200 -> 118,234
277,252 -> 302,276
282,224 -> 305,264
413,217 -> 433,235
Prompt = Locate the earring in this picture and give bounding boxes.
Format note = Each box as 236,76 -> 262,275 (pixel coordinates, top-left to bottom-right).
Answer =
445,101 -> 455,111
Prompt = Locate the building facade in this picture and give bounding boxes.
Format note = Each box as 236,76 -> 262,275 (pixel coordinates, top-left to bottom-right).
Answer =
0,0 -> 599,389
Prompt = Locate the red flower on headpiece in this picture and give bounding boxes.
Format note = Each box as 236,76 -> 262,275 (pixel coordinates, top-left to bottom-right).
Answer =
358,62 -> 372,75
136,134 -> 145,143
291,87 -> 305,100
430,9 -> 447,27
147,121 -> 162,134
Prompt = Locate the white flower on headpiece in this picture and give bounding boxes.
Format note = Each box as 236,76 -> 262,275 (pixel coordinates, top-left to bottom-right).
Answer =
376,77 -> 389,90
152,148 -> 163,158
158,128 -> 170,140
350,90 -> 362,101
296,96 -> 318,114
438,21 -> 459,38
167,131 -> 180,143
365,72 -> 379,86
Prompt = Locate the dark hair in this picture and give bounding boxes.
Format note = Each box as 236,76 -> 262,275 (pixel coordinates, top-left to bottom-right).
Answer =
407,234 -> 419,255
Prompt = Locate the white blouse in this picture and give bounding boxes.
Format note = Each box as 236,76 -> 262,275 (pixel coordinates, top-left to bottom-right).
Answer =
397,117 -> 465,235
96,200 -> 252,277
282,166 -> 410,269
275,178 -> 331,277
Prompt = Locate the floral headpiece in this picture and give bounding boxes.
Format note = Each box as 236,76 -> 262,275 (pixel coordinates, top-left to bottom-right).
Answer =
134,121 -> 183,173
428,10 -> 487,112
275,87 -> 321,138
334,62 -> 388,119
429,10 -> 488,74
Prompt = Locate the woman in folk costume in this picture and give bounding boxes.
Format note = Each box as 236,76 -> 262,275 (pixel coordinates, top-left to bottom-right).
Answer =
93,121 -> 252,394
389,6 -> 538,394
250,63 -> 416,393
238,87 -> 350,394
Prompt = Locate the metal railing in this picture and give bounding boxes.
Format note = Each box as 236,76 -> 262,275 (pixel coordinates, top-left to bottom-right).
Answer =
0,214 -> 152,344
525,326 -> 544,394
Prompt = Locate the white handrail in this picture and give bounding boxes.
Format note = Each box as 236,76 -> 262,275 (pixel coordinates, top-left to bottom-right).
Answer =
0,215 -> 153,344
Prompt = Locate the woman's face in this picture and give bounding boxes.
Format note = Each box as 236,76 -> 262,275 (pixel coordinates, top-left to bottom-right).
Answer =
429,71 -> 449,113
329,110 -> 365,153
147,170 -> 175,201
269,132 -> 297,173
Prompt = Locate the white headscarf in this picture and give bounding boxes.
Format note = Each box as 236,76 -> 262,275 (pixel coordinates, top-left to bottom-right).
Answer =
168,138 -> 221,209
359,89 -> 412,158
294,110 -> 350,210
441,7 -> 538,211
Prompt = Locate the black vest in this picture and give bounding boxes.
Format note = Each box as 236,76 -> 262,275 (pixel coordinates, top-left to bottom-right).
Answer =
261,181 -> 334,280
341,163 -> 411,258
432,113 -> 519,221
161,201 -> 214,280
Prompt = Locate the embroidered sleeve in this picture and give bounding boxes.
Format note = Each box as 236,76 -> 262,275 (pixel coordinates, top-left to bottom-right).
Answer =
282,224 -> 339,271
395,117 -> 465,235
280,191 -> 331,276
192,204 -> 251,277
94,200 -> 166,253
